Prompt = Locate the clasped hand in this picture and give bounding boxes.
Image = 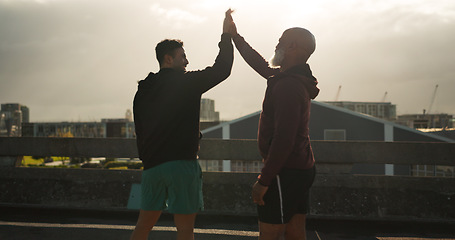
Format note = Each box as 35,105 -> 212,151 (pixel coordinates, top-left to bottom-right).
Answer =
223,8 -> 237,35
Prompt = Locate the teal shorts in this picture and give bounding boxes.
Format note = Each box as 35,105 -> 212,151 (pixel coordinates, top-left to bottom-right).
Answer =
140,160 -> 203,214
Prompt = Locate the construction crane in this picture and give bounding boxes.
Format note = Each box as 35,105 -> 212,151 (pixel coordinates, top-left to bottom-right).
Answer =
427,84 -> 439,114
334,85 -> 342,101
381,91 -> 388,102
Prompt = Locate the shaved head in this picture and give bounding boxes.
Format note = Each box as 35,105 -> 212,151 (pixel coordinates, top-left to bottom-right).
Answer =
283,27 -> 316,60
271,27 -> 316,69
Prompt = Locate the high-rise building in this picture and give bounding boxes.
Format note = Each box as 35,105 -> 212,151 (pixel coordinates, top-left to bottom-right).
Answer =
21,106 -> 30,123
200,98 -> 220,122
0,103 -> 29,136
0,113 -> 7,136
125,109 -> 133,122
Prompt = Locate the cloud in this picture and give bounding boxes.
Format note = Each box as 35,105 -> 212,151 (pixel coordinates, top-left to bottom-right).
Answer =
303,1 -> 455,116
1,0 -> 455,121
0,0 -> 58,4
149,3 -> 207,29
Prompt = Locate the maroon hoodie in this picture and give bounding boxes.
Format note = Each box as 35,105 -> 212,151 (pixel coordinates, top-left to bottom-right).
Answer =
233,34 -> 320,186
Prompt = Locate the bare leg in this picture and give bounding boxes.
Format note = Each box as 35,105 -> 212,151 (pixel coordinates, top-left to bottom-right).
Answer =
285,214 -> 306,240
174,213 -> 197,240
129,210 -> 162,240
259,221 -> 286,240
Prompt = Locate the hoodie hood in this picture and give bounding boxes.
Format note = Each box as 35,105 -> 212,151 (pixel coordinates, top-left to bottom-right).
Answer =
137,68 -> 185,91
137,72 -> 158,90
284,64 -> 320,99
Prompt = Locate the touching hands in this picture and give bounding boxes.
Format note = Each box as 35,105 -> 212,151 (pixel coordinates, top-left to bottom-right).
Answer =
223,8 -> 237,35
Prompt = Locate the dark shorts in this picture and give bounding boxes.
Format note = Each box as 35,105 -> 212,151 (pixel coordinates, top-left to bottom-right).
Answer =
258,166 -> 316,224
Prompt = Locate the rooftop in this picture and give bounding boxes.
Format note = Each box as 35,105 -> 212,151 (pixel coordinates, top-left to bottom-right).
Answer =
2,207 -> 455,240
1,137 -> 454,239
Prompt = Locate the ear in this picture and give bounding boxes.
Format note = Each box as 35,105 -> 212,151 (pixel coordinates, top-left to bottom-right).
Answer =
164,54 -> 174,65
288,41 -> 298,50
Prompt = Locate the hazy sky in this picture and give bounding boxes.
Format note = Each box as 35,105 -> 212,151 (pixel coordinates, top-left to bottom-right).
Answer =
1,0 -> 454,122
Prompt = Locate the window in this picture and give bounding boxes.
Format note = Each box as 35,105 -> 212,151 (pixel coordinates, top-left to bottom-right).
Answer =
411,165 -> 455,177
378,105 -> 385,118
356,104 -> 366,114
367,104 -> 377,116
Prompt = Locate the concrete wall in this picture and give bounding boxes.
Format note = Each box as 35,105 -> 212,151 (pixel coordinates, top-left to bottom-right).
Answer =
1,137 -> 455,222
1,167 -> 454,222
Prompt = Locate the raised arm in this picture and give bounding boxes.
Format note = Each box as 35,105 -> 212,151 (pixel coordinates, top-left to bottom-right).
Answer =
226,11 -> 279,79
187,9 -> 234,94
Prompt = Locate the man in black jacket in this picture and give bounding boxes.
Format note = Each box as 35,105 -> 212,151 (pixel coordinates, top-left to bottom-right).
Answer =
130,10 -> 234,240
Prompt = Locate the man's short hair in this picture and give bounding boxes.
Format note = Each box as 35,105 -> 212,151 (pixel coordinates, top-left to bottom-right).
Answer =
155,39 -> 184,65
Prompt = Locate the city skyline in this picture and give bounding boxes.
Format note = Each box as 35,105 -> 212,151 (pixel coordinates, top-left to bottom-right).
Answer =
1,0 -> 454,122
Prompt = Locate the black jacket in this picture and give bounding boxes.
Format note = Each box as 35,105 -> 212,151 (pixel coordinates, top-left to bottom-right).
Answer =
133,34 -> 233,169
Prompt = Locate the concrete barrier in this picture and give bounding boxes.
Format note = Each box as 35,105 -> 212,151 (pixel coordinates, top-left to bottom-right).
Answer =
1,167 -> 454,222
1,137 -> 455,222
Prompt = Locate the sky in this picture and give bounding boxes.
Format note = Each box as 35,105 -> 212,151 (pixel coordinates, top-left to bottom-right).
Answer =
1,0 -> 454,122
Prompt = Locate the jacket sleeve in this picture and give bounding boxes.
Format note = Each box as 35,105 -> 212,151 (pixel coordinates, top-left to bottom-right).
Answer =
232,34 -> 279,79
187,33 -> 234,94
258,79 -> 302,186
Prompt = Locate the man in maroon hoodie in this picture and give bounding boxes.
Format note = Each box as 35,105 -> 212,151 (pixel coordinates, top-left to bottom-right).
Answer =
227,12 -> 319,240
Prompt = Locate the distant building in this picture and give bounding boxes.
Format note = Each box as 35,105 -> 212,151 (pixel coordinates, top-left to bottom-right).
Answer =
22,109 -> 135,138
0,113 -> 7,136
21,106 -> 30,123
22,122 -> 107,138
323,101 -> 396,121
423,128 -> 455,142
21,108 -> 136,138
201,101 -> 454,176
202,101 -> 453,142
0,103 -> 29,137
396,113 -> 453,129
200,98 -> 220,122
125,109 -> 133,122
22,120 -> 135,138
19,103 -> 221,138
101,118 -> 135,138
